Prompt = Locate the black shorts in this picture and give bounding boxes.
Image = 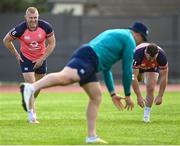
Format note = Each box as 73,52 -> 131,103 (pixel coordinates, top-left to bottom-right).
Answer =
20,53 -> 47,74
66,45 -> 99,86
139,67 -> 159,73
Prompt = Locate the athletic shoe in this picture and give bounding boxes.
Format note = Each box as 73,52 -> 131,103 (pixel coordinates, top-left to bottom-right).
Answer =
20,83 -> 33,112
144,106 -> 151,123
29,118 -> 40,124
86,136 -> 108,144
144,115 -> 150,123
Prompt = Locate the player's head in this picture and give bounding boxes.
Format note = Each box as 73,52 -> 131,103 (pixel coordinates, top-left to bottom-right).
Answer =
129,22 -> 149,44
145,43 -> 159,61
25,7 -> 39,30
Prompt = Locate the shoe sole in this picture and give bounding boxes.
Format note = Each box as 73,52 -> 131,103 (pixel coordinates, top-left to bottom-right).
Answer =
86,138 -> 108,144
29,120 -> 40,124
20,84 -> 28,112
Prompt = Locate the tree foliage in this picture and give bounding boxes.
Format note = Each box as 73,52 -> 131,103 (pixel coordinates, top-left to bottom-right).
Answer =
0,0 -> 48,13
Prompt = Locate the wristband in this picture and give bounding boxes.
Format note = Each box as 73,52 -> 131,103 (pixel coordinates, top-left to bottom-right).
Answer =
110,93 -> 116,97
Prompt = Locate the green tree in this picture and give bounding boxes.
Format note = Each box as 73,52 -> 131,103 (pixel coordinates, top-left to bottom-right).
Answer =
0,0 -> 48,13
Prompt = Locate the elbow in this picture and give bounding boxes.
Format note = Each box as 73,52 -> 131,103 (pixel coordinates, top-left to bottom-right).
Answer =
53,43 -> 56,49
51,43 -> 56,50
3,36 -> 10,47
3,37 -> 6,45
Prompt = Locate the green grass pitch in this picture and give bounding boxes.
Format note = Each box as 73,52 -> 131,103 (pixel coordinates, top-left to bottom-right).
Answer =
0,91 -> 180,145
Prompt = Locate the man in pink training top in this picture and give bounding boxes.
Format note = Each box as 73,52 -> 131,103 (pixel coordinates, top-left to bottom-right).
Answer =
3,7 -> 56,123
132,43 -> 168,122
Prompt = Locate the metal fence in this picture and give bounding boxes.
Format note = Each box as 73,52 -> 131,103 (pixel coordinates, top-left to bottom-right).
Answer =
0,14 -> 179,83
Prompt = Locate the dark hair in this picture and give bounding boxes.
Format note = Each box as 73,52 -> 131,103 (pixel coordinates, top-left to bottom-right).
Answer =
146,43 -> 159,57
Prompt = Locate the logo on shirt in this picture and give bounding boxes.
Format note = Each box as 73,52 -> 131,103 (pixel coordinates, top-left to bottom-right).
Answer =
152,63 -> 155,67
133,59 -> 137,66
29,41 -> 40,50
24,35 -> 30,40
24,67 -> 28,71
11,28 -> 17,36
11,31 -> 17,36
80,69 -> 85,75
141,63 -> 145,67
146,30 -> 149,35
38,34 -> 42,39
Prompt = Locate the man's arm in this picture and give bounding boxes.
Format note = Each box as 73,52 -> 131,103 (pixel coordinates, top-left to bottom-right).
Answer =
42,34 -> 56,61
121,47 -> 135,110
103,69 -> 125,110
158,68 -> 168,97
3,33 -> 23,62
102,69 -> 115,95
154,68 -> 168,105
33,34 -> 56,69
132,69 -> 145,108
132,69 -> 143,98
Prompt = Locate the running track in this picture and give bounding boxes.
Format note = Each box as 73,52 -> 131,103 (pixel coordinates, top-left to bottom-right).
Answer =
0,83 -> 179,93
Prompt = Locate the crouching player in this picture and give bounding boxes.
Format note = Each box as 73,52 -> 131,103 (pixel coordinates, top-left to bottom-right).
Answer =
132,43 -> 168,122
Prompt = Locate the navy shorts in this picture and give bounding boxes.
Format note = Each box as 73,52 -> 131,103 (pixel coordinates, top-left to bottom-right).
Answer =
20,53 -> 47,74
139,67 -> 159,73
66,45 -> 99,86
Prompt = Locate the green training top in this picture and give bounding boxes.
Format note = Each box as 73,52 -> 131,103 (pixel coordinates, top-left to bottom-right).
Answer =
88,29 -> 136,96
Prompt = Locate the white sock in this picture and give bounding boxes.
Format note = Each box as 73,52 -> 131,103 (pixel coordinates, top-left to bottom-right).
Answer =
144,106 -> 151,118
87,136 -> 98,140
28,109 -> 36,121
86,135 -> 98,143
33,112 -> 37,119
28,84 -> 35,94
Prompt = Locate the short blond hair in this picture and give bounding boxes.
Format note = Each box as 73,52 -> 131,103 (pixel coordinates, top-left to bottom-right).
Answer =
25,7 -> 39,15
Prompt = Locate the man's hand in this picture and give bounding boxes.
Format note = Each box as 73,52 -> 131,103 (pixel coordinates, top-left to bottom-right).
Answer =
125,96 -> 134,111
111,94 -> 125,111
33,58 -> 44,69
15,54 -> 24,64
137,96 -> 146,108
154,96 -> 163,105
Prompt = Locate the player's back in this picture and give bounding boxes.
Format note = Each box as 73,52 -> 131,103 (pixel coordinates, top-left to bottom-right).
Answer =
88,29 -> 136,71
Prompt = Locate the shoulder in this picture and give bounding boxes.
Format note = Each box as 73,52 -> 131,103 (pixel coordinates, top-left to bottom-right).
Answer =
135,43 -> 149,50
38,19 -> 53,30
133,46 -> 145,64
10,21 -> 27,38
157,47 -> 168,61
38,19 -> 52,27
134,46 -> 145,54
158,46 -> 167,56
156,47 -> 168,68
134,43 -> 149,56
38,19 -> 54,35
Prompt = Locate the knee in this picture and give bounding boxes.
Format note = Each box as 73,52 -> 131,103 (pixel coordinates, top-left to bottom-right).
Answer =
96,95 -> 102,105
91,93 -> 102,106
146,85 -> 155,94
56,73 -> 76,85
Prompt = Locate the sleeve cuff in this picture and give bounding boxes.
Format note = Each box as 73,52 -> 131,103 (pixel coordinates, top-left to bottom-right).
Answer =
125,93 -> 131,96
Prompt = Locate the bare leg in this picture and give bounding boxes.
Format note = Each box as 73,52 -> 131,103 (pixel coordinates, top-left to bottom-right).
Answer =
21,67 -> 80,123
22,72 -> 39,122
22,72 -> 36,109
23,73 -> 46,110
82,82 -> 102,137
145,72 -> 159,107
144,72 -> 159,122
32,67 -> 80,92
34,73 -> 46,98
